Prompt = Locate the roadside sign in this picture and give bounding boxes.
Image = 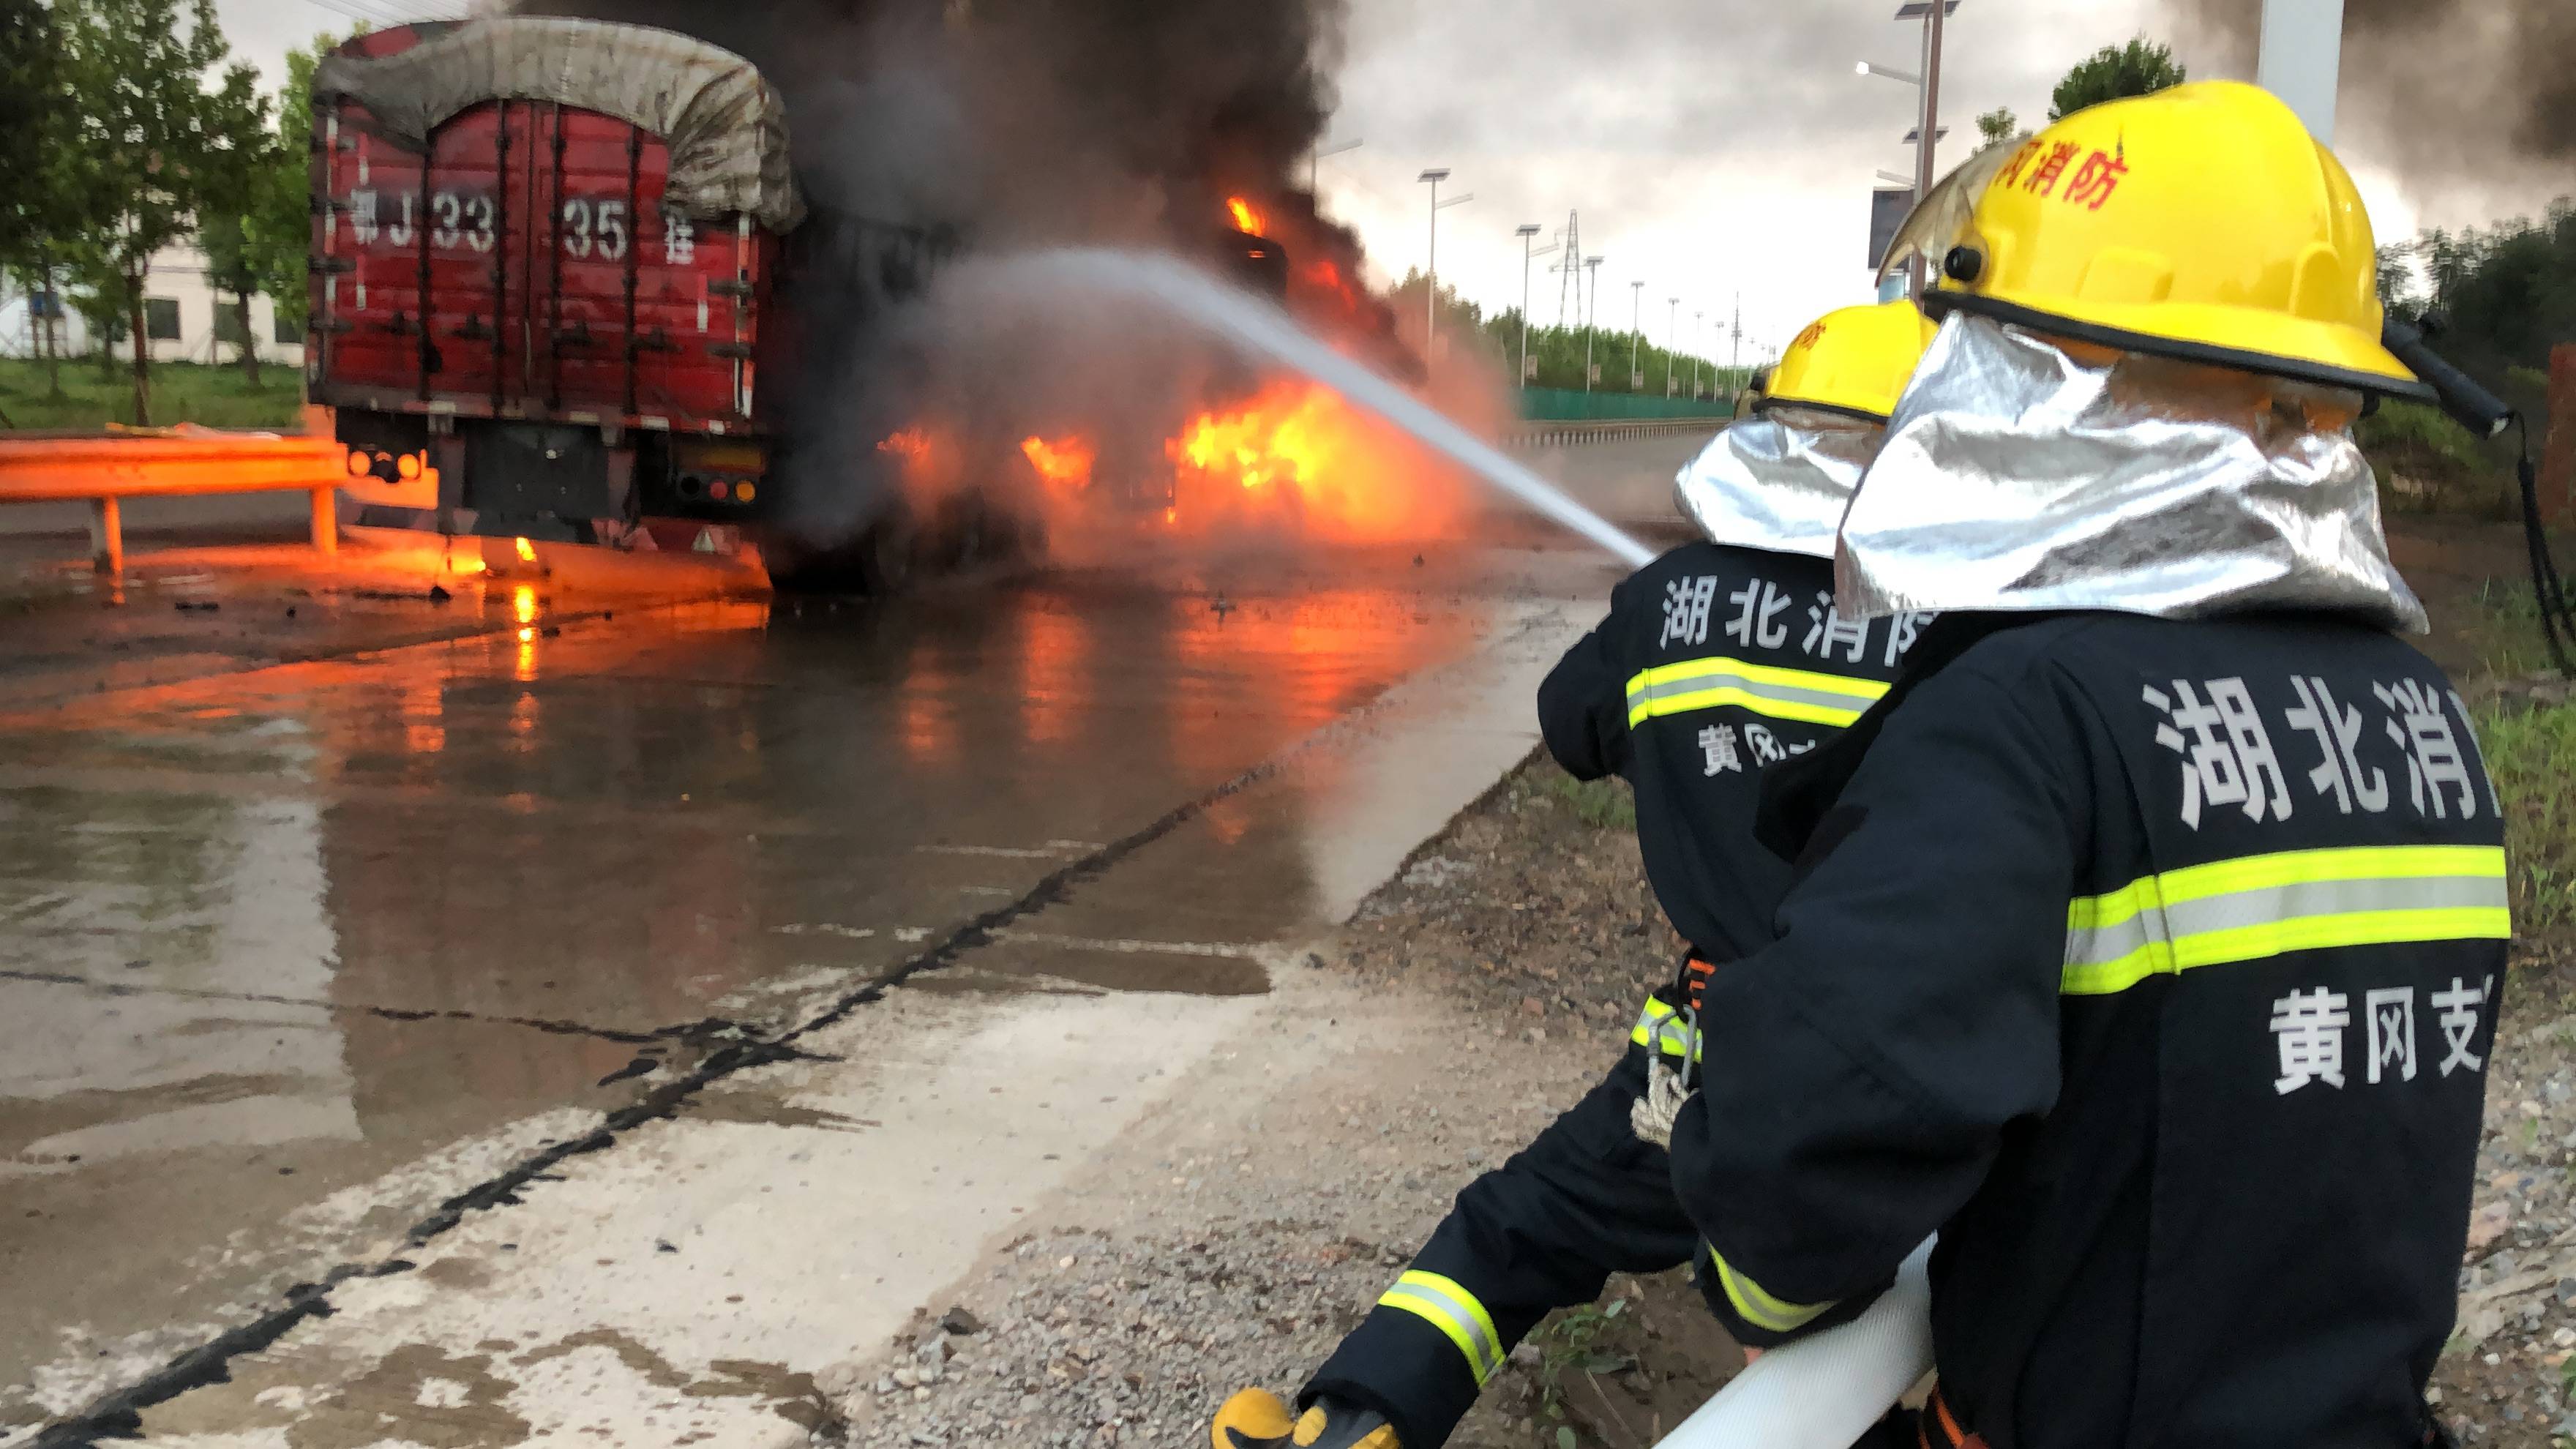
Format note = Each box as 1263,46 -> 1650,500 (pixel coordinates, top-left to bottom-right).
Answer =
1869,187 -> 1916,270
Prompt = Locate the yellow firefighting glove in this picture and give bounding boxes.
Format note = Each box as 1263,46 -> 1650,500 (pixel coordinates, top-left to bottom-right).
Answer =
1211,1388 -> 1400,1449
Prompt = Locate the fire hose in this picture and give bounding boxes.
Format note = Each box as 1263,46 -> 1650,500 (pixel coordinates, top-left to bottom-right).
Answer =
2381,318 -> 2576,676
1648,1240 -> 1937,1449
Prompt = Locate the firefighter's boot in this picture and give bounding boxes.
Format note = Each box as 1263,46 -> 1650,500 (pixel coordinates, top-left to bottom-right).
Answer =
1211,1389 -> 1400,1449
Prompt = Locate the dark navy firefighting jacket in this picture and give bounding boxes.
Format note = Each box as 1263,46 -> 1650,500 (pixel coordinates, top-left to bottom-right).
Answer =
1296,543 -> 1927,1449
1537,541 -> 1927,962
1674,611 -> 2508,1448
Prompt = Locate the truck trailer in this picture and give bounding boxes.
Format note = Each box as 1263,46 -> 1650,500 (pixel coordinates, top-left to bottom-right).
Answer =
308,18 -> 938,580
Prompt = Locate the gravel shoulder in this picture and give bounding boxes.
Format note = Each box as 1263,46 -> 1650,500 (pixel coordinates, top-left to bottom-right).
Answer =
831,761 -> 1734,1449
825,608 -> 2576,1449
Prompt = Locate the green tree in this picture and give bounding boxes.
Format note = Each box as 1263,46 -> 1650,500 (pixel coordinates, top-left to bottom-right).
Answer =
245,33 -> 342,337
1976,106 -> 2020,145
198,214 -> 266,382
56,0 -> 265,425
2049,37 -> 2187,121
63,242 -> 132,378
0,0 -> 101,402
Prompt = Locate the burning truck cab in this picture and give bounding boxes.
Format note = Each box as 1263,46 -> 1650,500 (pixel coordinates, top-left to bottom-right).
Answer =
308,18 -> 946,578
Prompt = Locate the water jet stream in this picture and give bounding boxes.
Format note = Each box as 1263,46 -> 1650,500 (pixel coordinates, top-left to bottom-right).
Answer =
980,247 -> 1662,569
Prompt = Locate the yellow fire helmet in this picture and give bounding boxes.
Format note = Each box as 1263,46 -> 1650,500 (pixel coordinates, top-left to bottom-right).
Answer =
1927,80 -> 2432,400
1756,299 -> 1939,423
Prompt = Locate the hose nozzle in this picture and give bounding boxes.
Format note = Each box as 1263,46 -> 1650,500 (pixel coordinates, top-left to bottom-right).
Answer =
2384,317 -> 2514,440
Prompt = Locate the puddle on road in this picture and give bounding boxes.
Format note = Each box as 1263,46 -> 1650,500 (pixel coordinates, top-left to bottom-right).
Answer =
0,547 -> 1567,1425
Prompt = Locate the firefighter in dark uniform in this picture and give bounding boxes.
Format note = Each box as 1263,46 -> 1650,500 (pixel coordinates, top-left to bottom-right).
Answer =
1628,82 -> 2509,1447
1210,301 -> 1940,1449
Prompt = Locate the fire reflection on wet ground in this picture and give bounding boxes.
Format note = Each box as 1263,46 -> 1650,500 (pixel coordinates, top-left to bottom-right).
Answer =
0,540 -> 1571,1427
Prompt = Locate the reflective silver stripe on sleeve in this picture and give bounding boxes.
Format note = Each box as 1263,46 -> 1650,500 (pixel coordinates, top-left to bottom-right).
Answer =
1375,1270 -> 1504,1384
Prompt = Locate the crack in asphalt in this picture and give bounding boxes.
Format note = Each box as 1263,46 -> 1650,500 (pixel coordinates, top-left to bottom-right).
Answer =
0,968 -> 774,1053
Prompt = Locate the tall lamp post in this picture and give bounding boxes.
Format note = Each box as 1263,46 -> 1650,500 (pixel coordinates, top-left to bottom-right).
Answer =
1693,310 -> 1704,400
1859,0 -> 1958,299
1629,279 -> 1645,389
1666,296 -> 1681,397
1516,223 -> 1544,389
1418,169 -> 1472,372
1419,169 -> 1450,362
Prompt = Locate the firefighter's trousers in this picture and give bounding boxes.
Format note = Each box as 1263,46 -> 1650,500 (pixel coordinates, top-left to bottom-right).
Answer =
1302,1036 -> 1703,1449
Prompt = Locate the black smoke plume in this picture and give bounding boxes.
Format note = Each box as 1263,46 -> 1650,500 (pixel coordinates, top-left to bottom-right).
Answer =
2168,0 -> 2576,177
509,0 -> 1386,555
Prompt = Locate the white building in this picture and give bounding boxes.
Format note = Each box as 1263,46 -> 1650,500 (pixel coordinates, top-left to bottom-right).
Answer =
1,242 -> 304,367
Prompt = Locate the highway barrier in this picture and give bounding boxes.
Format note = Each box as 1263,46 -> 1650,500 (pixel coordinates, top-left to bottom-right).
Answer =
1508,418 -> 1726,450
0,431 -> 346,574
1516,386 -> 1737,423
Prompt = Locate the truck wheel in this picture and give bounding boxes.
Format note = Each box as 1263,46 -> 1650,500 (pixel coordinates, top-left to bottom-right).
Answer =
859,507 -> 917,596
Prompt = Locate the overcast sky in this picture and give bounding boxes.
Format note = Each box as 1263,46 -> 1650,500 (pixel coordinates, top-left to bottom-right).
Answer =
213,0 -> 2551,364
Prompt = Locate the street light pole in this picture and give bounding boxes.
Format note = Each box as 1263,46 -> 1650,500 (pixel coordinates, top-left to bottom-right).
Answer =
1916,2 -> 1945,203
1729,292 -> 1742,397
1516,223 -> 1543,389
1903,0 -> 1955,299
1419,169 -> 1450,365
1630,279 -> 1644,387
1667,296 -> 1680,397
1693,310 -> 1704,400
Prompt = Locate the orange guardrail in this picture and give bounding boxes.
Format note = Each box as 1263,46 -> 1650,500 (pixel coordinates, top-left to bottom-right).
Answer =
0,432 -> 345,574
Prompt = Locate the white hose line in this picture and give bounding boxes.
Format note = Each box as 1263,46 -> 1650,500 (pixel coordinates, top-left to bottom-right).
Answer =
1652,1239 -> 1937,1449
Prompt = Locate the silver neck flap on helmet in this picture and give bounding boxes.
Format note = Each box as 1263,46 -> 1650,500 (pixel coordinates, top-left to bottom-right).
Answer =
1672,406 -> 1883,561
1835,315 -> 2427,633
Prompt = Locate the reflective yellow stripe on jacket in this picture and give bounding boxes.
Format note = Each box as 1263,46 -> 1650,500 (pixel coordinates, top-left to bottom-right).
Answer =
1707,1244 -> 1835,1334
1625,656 -> 1890,730
1630,996 -> 1701,1063
2062,845 -> 2512,996
1377,1270 -> 1504,1384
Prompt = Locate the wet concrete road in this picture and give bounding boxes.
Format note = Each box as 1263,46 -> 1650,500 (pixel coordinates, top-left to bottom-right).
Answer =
0,438 -> 1707,1444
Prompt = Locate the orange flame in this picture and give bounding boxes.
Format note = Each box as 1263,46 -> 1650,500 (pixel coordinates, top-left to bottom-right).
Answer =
513,536 -> 536,563
877,428 -> 935,463
1019,435 -> 1098,493
1301,258 -> 1362,316
1226,196 -> 1266,236
1164,381 -> 1461,542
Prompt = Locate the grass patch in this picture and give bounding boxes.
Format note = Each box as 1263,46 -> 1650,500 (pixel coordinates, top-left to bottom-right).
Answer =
2362,400 -> 2517,518
0,357 -> 304,431
1528,1296 -> 1636,1430
2458,577 -> 2565,683
2476,697 -> 2576,937
1541,770 -> 1637,832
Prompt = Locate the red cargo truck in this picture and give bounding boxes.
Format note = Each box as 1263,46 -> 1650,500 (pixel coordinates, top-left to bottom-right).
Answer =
307,18 -> 934,572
